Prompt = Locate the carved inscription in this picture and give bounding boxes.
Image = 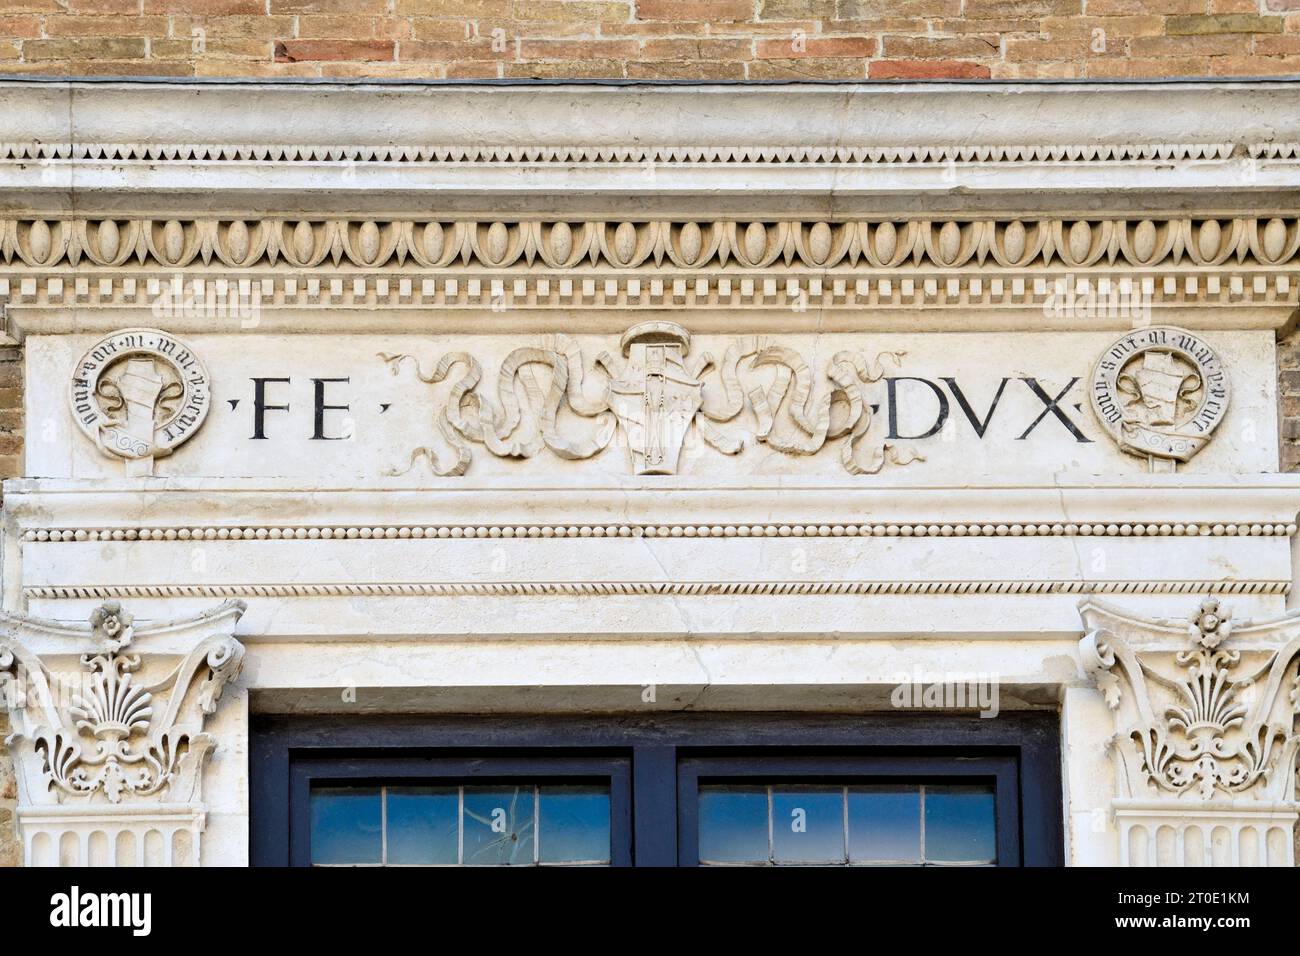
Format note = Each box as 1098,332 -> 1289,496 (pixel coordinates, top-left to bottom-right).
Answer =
1089,326 -> 1229,468
69,328 -> 211,474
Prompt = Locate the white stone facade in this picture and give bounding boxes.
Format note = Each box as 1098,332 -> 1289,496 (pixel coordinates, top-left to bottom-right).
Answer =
1,79 -> 1299,866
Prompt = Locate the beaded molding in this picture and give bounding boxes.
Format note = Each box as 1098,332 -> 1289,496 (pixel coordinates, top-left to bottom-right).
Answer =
21,521 -> 1298,543
24,579 -> 1290,599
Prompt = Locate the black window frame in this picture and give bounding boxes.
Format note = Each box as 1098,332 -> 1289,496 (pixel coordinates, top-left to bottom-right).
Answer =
677,754 -> 1018,866
252,712 -> 1062,867
294,755 -> 634,866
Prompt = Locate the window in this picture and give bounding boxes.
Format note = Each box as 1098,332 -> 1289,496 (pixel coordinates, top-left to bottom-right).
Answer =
310,783 -> 612,866
254,714 -> 1060,867
697,783 -> 996,866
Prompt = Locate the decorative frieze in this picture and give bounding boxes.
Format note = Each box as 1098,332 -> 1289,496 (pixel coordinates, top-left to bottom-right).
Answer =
1079,598 -> 1300,867
0,600 -> 245,866
386,321 -> 915,477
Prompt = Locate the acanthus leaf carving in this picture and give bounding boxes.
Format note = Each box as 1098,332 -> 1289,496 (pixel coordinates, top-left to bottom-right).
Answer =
1079,597 -> 1300,805
0,600 -> 246,809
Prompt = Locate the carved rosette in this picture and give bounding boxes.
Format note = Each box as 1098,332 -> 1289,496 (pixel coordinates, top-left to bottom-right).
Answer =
1079,598 -> 1300,866
0,601 -> 245,866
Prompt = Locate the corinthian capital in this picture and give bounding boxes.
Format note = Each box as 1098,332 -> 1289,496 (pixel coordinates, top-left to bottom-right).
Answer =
1078,597 -> 1300,866
0,600 -> 245,866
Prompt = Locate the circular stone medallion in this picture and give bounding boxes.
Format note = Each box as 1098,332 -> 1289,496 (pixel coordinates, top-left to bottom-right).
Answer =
1089,325 -> 1229,464
69,328 -> 211,461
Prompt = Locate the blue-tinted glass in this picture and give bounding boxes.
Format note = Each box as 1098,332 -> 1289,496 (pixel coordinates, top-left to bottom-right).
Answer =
386,787 -> 459,865
924,785 -> 996,863
772,787 -> 845,863
538,785 -> 610,863
463,786 -> 535,865
310,787 -> 381,864
698,785 -> 768,863
847,785 -> 921,863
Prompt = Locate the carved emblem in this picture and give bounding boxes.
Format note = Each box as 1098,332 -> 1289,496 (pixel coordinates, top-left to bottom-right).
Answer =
606,323 -> 703,475
1089,326 -> 1229,470
0,601 -> 245,806
70,328 -> 211,474
382,323 -> 917,477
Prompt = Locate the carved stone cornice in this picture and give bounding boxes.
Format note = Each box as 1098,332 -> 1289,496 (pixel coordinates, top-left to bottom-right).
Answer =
1078,598 -> 1300,866
3,80 -> 1298,218
0,601 -> 245,865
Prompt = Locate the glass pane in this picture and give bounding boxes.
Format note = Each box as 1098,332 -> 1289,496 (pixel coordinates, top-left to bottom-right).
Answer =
925,785 -> 996,863
310,787 -> 381,865
463,786 -> 535,865
848,785 -> 921,863
386,787 -> 459,865
772,787 -> 845,863
698,785 -> 768,863
538,785 -> 611,863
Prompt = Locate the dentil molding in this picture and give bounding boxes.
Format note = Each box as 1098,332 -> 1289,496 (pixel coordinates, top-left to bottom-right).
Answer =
0,600 -> 245,866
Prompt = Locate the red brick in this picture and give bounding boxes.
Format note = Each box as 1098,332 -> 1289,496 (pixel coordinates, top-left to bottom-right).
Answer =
44,14 -> 169,35
401,39 -> 509,59
269,0 -> 388,13
869,58 -> 993,77
1209,52 -> 1300,72
882,35 -> 999,58
965,0 -> 1079,17
638,38 -> 751,58
627,57 -> 746,77
144,0 -> 264,13
838,0 -> 961,15
519,39 -> 640,58
1255,32 -> 1300,53
755,35 -> 877,57
274,39 -> 395,61
748,56 -> 867,77
397,0 -> 511,13
70,0 -> 144,12
0,14 -> 42,35
504,57 -> 625,76
1085,54 -> 1211,76
634,0 -> 751,21
445,58 -> 504,77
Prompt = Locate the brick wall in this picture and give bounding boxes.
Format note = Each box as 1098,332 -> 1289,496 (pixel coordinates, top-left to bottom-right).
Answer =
1280,330 -> 1300,471
0,1 -> 1295,79
0,714 -> 14,868
0,345 -> 17,866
